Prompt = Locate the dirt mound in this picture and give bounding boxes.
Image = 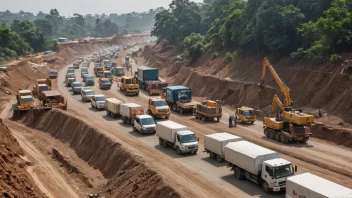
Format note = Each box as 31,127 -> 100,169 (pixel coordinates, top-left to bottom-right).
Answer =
18,109 -> 181,198
0,119 -> 45,197
313,124 -> 352,148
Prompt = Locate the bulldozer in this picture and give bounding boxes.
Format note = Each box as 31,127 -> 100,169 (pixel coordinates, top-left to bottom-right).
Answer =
235,106 -> 256,124
259,58 -> 314,143
40,90 -> 67,110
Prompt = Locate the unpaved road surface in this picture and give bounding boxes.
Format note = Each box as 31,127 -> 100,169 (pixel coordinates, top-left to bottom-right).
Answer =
52,52 -> 352,197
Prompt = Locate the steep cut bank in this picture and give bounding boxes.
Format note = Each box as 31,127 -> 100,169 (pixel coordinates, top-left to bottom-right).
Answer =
17,109 -> 181,198
141,41 -> 352,148
0,118 -> 45,197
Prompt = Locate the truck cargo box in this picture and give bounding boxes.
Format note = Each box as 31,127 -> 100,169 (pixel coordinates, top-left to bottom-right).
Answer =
105,98 -> 122,114
137,66 -> 159,82
166,86 -> 192,103
286,173 -> 352,198
197,104 -> 221,115
204,133 -> 243,156
120,103 -> 144,119
224,141 -> 279,175
156,120 -> 188,143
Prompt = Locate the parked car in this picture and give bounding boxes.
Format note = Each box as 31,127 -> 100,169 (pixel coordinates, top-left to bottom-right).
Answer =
91,94 -> 106,110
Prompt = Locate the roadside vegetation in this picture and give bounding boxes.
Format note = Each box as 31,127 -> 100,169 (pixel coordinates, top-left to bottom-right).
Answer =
152,0 -> 352,63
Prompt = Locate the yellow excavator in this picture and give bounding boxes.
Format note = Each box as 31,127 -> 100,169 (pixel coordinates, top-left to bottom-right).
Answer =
259,58 -> 314,143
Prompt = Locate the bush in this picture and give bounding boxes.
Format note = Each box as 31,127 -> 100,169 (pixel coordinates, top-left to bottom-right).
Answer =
183,33 -> 208,59
211,52 -> 219,59
224,52 -> 233,63
330,54 -> 343,64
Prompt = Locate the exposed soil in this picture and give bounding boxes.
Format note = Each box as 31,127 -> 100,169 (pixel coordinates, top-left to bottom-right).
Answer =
0,118 -> 45,198
141,41 -> 352,149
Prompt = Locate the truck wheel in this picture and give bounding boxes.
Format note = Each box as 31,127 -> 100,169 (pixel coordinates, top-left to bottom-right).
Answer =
179,108 -> 183,114
195,113 -> 199,119
162,140 -> 168,148
172,104 -> 177,112
176,147 -> 181,154
133,126 -> 137,132
262,182 -> 271,194
264,129 -> 269,137
280,134 -> 286,143
91,103 -> 94,108
301,138 -> 308,144
215,117 -> 220,122
275,134 -> 280,141
251,121 -> 254,124
209,152 -> 216,159
216,155 -> 223,163
159,138 -> 162,145
106,110 -> 109,116
201,116 -> 206,122
234,167 -> 243,180
269,131 -> 276,139
111,113 -> 115,118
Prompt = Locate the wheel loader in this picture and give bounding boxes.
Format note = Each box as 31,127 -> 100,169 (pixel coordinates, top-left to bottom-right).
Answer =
13,89 -> 37,118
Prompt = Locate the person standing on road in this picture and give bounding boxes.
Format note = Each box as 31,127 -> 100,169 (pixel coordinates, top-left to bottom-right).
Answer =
233,115 -> 237,127
229,115 -> 233,128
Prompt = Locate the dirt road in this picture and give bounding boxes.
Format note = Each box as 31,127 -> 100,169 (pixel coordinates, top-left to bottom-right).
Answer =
53,52 -> 351,197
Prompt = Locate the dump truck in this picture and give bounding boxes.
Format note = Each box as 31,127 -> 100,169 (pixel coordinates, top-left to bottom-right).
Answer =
162,86 -> 200,114
118,76 -> 139,96
259,58 -> 314,143
156,120 -> 199,154
195,100 -> 222,122
235,106 -> 256,124
286,173 -> 352,198
40,91 -> 67,110
15,90 -> 36,110
147,98 -> 170,119
120,103 -> 144,125
98,78 -> 111,90
36,78 -> 52,89
135,66 -> 168,95
32,84 -> 50,99
105,98 -> 123,118
204,133 -> 242,162
224,141 -> 296,193
133,115 -> 156,134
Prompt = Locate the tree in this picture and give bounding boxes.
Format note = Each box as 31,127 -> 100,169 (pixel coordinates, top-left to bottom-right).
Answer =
34,19 -> 53,37
183,33 -> 208,58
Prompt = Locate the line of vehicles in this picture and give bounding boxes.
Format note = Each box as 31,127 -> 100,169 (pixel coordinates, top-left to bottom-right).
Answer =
18,46 -> 351,197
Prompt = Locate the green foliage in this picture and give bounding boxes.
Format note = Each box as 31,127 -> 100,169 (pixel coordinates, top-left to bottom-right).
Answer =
0,26 -> 31,62
211,51 -> 219,59
330,54 -> 343,63
183,33 -> 208,58
224,52 -> 233,63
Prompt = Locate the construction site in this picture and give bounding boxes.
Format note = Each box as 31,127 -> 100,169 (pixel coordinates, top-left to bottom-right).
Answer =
0,32 -> 351,198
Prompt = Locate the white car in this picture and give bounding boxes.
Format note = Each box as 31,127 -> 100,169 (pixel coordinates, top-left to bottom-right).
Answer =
81,89 -> 95,102
133,115 -> 156,134
91,94 -> 106,110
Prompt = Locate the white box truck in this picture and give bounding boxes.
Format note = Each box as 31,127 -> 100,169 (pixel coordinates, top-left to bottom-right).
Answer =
286,173 -> 352,198
105,98 -> 123,118
120,103 -> 144,125
204,132 -> 243,162
224,141 -> 296,193
156,120 -> 199,154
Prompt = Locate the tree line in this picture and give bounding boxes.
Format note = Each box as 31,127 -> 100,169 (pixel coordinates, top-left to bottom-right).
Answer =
152,0 -> 352,63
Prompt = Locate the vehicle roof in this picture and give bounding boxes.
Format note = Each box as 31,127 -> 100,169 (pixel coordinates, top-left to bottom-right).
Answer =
68,78 -> 76,80
72,82 -> 82,84
81,67 -> 88,69
136,115 -> 153,119
106,98 -> 122,104
157,120 -> 187,129
42,90 -> 61,97
177,130 -> 194,136
287,173 -> 352,197
167,85 -> 190,90
82,89 -> 94,92
137,66 -> 156,70
21,95 -> 33,99
19,90 -> 31,94
206,132 -> 242,142
49,69 -> 57,72
151,98 -> 165,102
225,141 -> 277,158
38,84 -> 48,87
100,78 -> 110,81
121,76 -> 132,79
239,106 -> 254,110
104,71 -> 112,73
265,158 -> 291,167
122,103 -> 141,108
94,94 -> 105,97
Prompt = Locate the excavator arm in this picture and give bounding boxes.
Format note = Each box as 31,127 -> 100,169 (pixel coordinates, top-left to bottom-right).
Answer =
259,58 -> 293,107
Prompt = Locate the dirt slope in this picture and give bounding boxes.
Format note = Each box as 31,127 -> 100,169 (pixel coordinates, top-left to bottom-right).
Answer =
141,41 -> 352,148
0,118 -> 45,198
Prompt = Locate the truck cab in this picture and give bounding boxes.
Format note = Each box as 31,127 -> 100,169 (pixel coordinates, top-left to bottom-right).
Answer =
261,158 -> 295,192
112,67 -> 125,77
16,90 -> 35,110
133,115 -> 156,134
94,66 -> 104,77
118,76 -> 139,96
99,78 -> 111,90
103,71 -> 113,82
147,98 -> 170,119
72,82 -> 84,94
175,130 -> 199,154
236,106 -> 256,124
81,89 -> 95,102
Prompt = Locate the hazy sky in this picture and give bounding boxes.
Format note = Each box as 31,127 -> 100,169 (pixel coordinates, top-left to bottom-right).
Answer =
1,0 -> 204,16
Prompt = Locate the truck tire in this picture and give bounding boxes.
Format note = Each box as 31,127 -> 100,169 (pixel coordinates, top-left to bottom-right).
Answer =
91,103 -> 94,108
209,152 -> 216,159
162,140 -> 168,148
106,110 -> 109,116
179,108 -> 183,114
234,167 -> 243,180
172,104 -> 177,112
201,116 -> 206,122
251,121 -> 254,124
111,113 -> 115,118
275,134 -> 280,141
264,129 -> 269,137
176,147 -> 181,154
262,182 -> 271,194
301,137 -> 308,144
159,138 -> 162,145
133,126 -> 137,132
215,117 -> 220,122
216,155 -> 223,163
280,134 -> 286,143
269,131 -> 276,139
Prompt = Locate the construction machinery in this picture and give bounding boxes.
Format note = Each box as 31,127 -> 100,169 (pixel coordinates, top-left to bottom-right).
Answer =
40,90 -> 67,110
13,89 -> 37,118
94,65 -> 104,77
235,106 -> 256,124
162,86 -> 200,114
117,76 -> 139,96
259,58 -> 314,143
135,66 -> 168,96
194,100 -> 222,122
147,98 -> 170,119
32,78 -> 51,99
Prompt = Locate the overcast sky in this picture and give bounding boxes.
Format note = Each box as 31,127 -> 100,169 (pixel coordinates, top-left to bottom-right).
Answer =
1,0 -> 204,16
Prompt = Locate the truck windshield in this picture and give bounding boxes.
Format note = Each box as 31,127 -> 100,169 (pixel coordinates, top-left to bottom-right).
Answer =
97,68 -> 103,72
243,110 -> 254,116
81,68 -> 88,72
117,68 -> 124,74
105,73 -> 112,78
125,79 -> 133,84
50,71 -> 57,75
154,100 -> 167,107
73,83 -> 82,87
21,97 -> 33,103
39,86 -> 49,91
67,69 -> 74,73
85,91 -> 94,95
96,96 -> 105,101
181,134 -> 197,143
87,77 -> 94,81
141,118 -> 155,125
273,164 -> 294,179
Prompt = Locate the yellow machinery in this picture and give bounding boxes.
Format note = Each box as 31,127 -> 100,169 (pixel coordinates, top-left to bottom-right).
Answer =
147,98 -> 170,119
259,57 -> 314,143
94,66 -> 104,77
40,91 -> 67,110
236,106 -> 256,124
194,100 -> 222,122
15,90 -> 36,110
118,76 -> 139,96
